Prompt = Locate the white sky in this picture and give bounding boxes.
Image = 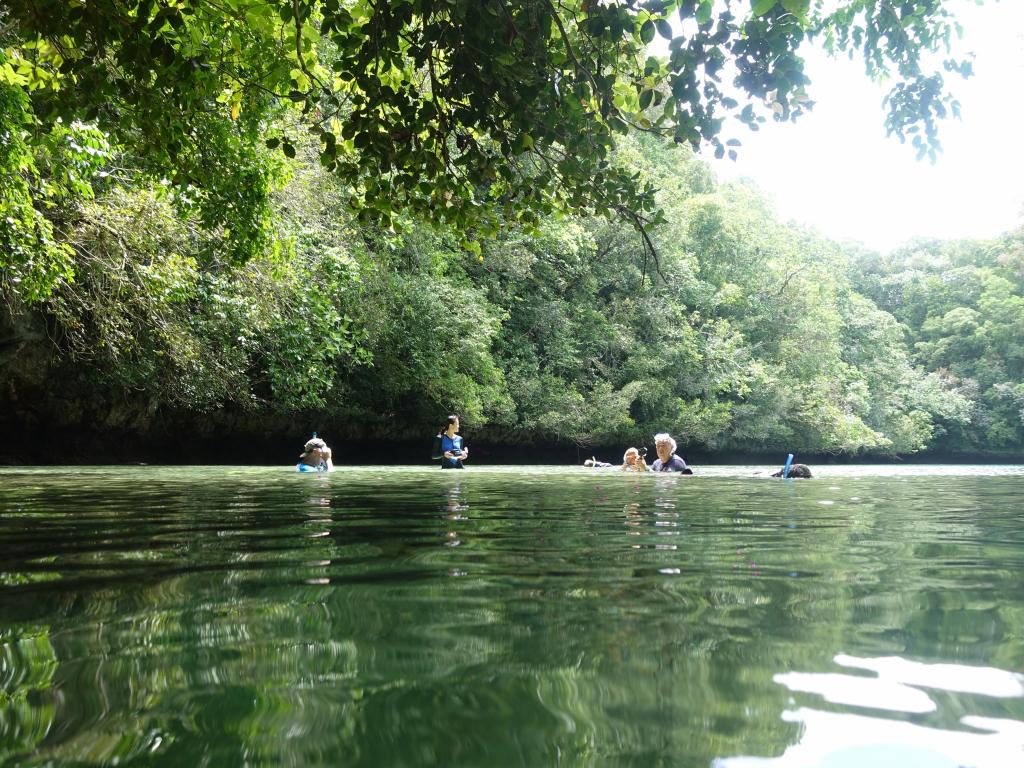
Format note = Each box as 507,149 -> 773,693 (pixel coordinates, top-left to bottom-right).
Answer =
701,0 -> 1024,252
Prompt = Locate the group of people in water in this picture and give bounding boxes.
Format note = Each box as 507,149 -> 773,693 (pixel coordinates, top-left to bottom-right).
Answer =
583,433 -> 693,473
297,416 -> 811,477
296,416 -> 468,472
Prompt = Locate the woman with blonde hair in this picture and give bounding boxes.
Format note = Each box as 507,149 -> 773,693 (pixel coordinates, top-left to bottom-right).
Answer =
620,447 -> 649,472
584,447 -> 648,470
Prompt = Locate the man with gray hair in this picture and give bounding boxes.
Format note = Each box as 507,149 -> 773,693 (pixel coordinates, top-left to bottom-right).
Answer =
651,433 -> 692,473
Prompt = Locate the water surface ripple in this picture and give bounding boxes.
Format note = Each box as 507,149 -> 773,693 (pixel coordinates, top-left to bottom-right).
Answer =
1,466 -> 1023,767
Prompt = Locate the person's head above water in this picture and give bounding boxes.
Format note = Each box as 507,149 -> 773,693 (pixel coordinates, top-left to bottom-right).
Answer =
443,414 -> 460,435
772,463 -> 813,479
653,433 -> 676,463
300,437 -> 328,462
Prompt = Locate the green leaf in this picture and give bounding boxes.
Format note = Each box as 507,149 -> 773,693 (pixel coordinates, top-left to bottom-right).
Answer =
780,0 -> 809,16
671,76 -> 689,100
696,0 -> 713,25
753,0 -> 777,16
656,19 -> 673,40
640,20 -> 655,44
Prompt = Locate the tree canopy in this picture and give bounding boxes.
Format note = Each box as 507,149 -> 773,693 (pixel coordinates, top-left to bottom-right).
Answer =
3,1 -> 972,263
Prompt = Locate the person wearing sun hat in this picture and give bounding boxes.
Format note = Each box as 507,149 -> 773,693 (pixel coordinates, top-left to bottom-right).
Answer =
297,435 -> 333,472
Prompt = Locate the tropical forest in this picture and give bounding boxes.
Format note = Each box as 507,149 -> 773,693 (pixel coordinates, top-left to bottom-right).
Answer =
4,4 -> 1024,768
2,0 -> 1022,461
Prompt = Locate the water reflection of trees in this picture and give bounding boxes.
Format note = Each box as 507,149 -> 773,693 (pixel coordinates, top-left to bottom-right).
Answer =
0,474 -> 1022,765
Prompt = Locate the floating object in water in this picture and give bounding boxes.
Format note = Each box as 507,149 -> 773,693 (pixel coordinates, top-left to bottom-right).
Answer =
771,457 -> 813,479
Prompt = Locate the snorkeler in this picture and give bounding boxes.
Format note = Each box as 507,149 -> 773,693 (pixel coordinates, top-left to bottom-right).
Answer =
771,463 -> 813,478
297,436 -> 333,472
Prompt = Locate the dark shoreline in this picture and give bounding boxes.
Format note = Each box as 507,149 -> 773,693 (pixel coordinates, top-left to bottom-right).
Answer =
2,425 -> 1022,467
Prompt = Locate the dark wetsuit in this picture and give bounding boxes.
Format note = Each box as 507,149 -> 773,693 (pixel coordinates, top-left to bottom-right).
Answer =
651,454 -> 691,473
772,463 -> 812,478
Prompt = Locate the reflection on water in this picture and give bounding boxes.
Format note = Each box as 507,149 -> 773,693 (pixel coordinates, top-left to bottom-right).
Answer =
772,670 -> 938,713
718,707 -> 1024,768
1,466 -> 1023,766
717,654 -> 1024,766
833,654 -> 1024,698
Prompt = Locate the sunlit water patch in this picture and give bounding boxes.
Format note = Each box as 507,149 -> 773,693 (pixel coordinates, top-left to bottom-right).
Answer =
1,466 -> 1022,766
717,655 -> 1024,767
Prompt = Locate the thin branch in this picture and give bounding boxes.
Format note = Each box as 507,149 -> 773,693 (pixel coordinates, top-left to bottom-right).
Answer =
292,0 -> 326,90
774,266 -> 801,299
543,0 -> 600,94
619,114 -> 671,137
615,204 -> 665,283
426,44 -> 452,173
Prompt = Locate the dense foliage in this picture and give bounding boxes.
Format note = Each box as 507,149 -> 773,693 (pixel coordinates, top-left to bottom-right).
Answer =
852,231 -> 1024,453
3,1 -> 1017,457
2,1 -> 971,298
5,117 -> 1020,456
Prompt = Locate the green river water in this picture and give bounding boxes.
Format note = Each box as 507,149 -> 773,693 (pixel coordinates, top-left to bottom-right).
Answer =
1,465 -> 1023,767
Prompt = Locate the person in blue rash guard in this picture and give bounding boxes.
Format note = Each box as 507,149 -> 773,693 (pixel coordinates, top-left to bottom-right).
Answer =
650,433 -> 693,474
297,437 -> 333,472
434,414 -> 468,469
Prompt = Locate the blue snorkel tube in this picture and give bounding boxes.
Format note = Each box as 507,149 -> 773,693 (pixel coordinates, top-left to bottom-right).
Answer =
782,453 -> 794,479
